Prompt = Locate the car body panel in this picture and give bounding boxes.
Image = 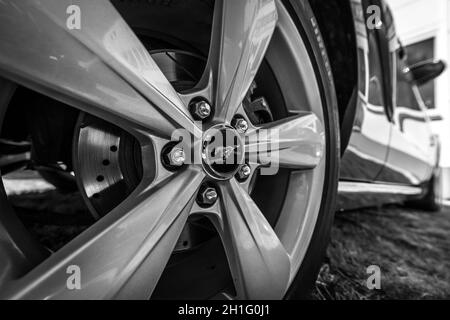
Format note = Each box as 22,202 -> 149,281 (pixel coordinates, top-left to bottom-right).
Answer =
340,0 -> 391,182
340,0 -> 436,187
375,42 -> 437,184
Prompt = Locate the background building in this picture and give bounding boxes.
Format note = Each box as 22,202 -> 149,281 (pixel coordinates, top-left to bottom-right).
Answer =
388,0 -> 450,200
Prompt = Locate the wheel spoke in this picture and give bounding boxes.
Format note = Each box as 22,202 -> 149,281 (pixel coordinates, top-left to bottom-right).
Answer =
214,179 -> 290,300
0,168 -> 205,300
0,0 -> 200,138
246,113 -> 325,170
203,0 -> 277,122
0,189 -> 49,285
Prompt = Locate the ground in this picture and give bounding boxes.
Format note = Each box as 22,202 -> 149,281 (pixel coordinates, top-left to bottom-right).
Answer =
312,206 -> 450,300
4,174 -> 450,300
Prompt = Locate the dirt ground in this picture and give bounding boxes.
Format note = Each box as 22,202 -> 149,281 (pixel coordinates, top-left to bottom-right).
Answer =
312,205 -> 450,300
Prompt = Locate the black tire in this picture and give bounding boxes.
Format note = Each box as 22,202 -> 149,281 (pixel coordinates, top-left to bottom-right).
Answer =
406,172 -> 442,212
9,0 -> 341,300
1,0 -> 339,300
282,0 -> 340,299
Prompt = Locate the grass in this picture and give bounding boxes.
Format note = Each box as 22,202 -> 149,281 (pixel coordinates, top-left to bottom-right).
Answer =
312,205 -> 450,300
5,175 -> 450,299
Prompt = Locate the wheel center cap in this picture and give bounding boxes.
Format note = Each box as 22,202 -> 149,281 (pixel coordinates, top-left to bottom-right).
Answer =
202,124 -> 244,180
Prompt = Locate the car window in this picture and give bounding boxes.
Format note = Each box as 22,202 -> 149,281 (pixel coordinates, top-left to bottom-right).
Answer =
367,31 -> 385,107
405,39 -> 435,109
396,52 -> 421,111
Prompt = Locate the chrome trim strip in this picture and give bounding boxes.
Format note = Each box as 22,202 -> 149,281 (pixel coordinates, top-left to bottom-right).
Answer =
338,181 -> 422,195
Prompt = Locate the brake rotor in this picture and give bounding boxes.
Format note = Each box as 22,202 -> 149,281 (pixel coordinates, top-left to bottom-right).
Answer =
74,113 -> 142,219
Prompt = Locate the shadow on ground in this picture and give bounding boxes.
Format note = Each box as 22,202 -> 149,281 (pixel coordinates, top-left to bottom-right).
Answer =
312,206 -> 450,300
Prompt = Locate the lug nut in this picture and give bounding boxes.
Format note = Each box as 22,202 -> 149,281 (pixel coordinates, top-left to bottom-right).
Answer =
191,100 -> 212,120
234,118 -> 249,133
168,147 -> 186,167
237,164 -> 252,180
200,187 -> 218,206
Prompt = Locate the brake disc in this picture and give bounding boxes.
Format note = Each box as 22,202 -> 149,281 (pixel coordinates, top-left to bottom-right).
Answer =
74,113 -> 142,219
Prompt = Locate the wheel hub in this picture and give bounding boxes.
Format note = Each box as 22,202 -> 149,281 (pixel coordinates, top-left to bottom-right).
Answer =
201,124 -> 244,180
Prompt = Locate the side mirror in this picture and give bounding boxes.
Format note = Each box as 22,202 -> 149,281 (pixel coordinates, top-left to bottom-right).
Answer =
406,60 -> 447,86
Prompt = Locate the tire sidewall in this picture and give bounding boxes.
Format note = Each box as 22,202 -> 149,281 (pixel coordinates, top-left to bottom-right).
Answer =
282,0 -> 340,299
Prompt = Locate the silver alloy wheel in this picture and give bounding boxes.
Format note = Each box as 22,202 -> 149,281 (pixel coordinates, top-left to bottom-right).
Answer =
0,0 -> 328,299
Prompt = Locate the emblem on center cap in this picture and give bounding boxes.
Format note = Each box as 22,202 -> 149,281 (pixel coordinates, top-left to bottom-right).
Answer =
210,146 -> 236,162
202,124 -> 245,180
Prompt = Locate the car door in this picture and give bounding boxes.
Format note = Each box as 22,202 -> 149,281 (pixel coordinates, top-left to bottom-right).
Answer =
375,44 -> 436,185
340,0 -> 391,182
374,5 -> 435,185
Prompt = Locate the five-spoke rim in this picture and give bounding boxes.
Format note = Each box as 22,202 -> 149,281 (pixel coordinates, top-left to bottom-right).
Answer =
0,0 -> 327,300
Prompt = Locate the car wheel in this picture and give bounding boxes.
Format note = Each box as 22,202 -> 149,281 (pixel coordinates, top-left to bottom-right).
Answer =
406,170 -> 443,212
0,0 -> 339,299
